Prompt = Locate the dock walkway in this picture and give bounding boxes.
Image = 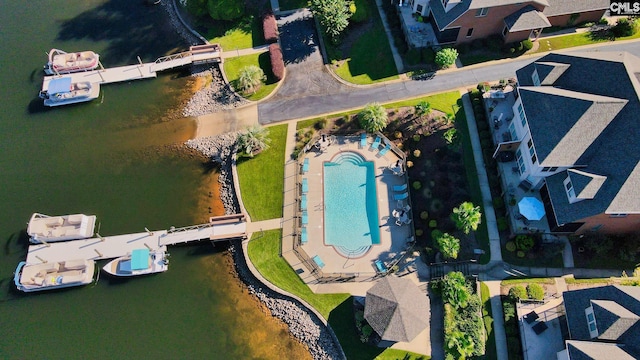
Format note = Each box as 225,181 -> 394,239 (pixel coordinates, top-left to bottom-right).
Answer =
26,214 -> 246,264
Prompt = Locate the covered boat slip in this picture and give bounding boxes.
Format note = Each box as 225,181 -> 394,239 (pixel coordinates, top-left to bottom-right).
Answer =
26,214 -> 246,264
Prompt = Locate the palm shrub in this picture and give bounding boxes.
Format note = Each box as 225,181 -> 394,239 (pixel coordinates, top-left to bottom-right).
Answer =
237,65 -> 266,94
440,271 -> 471,308
451,201 -> 482,234
446,330 -> 475,359
358,102 -> 388,132
237,125 -> 271,157
415,100 -> 432,116
435,48 -> 458,69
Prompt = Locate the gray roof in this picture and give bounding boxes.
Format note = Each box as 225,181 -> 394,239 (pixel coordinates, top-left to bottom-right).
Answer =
568,169 -> 606,200
543,0 -> 609,17
515,52 -> 640,225
504,5 -> 551,32
364,276 -> 430,342
566,340 -> 637,360
428,0 -> 548,29
591,300 -> 640,340
563,285 -> 640,349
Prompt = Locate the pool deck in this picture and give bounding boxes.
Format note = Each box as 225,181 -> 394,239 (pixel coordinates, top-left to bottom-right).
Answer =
298,135 -> 412,276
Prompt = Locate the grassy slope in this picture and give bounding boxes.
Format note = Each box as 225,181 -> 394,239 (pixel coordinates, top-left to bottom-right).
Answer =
223,52 -> 278,101
236,124 -> 287,220
206,15 -> 264,50
481,282 -> 496,360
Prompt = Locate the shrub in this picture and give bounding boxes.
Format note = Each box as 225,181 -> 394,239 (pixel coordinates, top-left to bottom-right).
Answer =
612,18 -> 637,37
435,232 -> 461,259
420,211 -> 429,220
505,241 -> 516,252
407,160 -> 414,168
207,0 -> 245,20
413,149 -> 421,157
263,12 -> 278,43
493,197 -> 504,210
413,134 -> 421,142
521,39 -> 533,51
515,235 -> 535,252
435,48 -> 459,69
509,285 -> 527,300
456,42 -> 470,54
314,118 -> 327,130
415,101 -> 432,116
429,219 -> 437,228
394,131 -> 403,139
413,181 -> 422,190
527,283 -> 545,300
517,250 -> 525,258
415,229 -> 424,236
237,65 -> 265,94
269,43 -> 285,81
421,47 -> 435,63
497,217 -> 508,231
486,35 -> 503,52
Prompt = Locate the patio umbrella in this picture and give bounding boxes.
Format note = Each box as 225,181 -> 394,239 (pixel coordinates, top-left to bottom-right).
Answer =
518,197 -> 545,221
364,276 -> 430,343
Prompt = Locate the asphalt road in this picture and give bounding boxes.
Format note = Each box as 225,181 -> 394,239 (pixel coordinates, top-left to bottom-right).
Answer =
258,40 -> 640,123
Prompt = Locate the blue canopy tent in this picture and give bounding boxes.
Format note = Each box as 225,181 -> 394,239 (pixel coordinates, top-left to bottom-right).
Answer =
518,197 -> 545,220
130,249 -> 150,271
47,78 -> 72,94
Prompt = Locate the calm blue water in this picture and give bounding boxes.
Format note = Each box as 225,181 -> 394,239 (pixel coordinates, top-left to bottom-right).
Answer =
323,152 -> 380,257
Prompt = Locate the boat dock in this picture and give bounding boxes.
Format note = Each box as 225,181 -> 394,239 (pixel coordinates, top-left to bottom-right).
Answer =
26,213 -> 246,264
41,44 -> 222,95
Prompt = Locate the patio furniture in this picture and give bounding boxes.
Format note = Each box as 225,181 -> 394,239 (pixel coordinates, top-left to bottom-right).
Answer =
370,136 -> 381,151
532,321 -> 548,335
300,194 -> 307,210
301,178 -> 308,193
301,227 -> 308,244
360,133 -> 367,148
374,259 -> 388,273
518,197 -> 545,220
301,210 -> 308,225
524,311 -> 538,324
379,143 -> 391,156
394,192 -> 409,201
393,183 -> 408,192
302,158 -> 309,173
396,219 -> 403,226
312,255 -> 325,268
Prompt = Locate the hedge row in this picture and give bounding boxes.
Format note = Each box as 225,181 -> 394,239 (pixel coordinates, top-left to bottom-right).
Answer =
269,43 -> 284,81
263,12 -> 278,43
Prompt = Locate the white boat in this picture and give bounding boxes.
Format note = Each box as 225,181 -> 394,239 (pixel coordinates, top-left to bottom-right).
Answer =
39,78 -> 100,107
14,259 -> 96,292
102,249 -> 169,277
44,49 -> 100,75
27,213 -> 97,244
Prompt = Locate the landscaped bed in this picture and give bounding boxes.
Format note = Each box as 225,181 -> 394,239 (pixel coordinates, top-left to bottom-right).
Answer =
223,52 -> 279,101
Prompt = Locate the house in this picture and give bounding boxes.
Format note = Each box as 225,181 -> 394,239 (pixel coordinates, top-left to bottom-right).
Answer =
502,51 -> 640,235
407,0 -> 609,45
558,285 -> 640,359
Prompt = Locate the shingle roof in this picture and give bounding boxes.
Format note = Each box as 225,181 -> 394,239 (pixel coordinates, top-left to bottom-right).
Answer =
504,5 -> 551,32
428,0 -> 549,29
534,61 -> 570,85
568,169 -> 606,200
543,0 -> 609,17
566,340 -> 637,360
364,276 -> 430,342
563,285 -> 640,346
591,300 -> 640,340
515,52 -> 640,225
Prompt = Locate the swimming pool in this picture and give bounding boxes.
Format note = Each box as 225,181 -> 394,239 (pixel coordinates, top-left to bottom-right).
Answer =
323,151 -> 380,257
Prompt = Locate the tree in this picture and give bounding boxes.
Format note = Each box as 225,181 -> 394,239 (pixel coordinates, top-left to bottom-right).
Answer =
446,330 -> 476,359
237,125 -> 271,157
451,201 -> 482,234
207,0 -> 244,21
358,102 -> 388,132
612,18 -> 637,37
440,271 -> 470,309
526,283 -> 545,300
508,285 -> 527,301
415,100 -> 431,116
435,48 -> 458,69
237,65 -> 265,94
310,0 -> 352,43
434,231 -> 461,260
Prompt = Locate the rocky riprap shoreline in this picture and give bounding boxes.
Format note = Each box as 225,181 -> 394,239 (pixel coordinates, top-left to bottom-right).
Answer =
182,65 -> 248,118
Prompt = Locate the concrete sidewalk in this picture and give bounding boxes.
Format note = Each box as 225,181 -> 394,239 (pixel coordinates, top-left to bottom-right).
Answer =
221,44 -> 270,59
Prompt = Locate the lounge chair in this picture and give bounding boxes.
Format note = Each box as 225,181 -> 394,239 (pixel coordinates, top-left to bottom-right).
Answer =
301,227 -> 308,244
374,259 -> 387,273
301,210 -> 308,225
393,192 -> 409,201
301,178 -> 308,193
312,255 -> 325,268
370,136 -> 381,151
360,133 -> 367,148
378,143 -> 391,156
393,183 -> 407,192
300,194 -> 307,210
302,158 -> 309,173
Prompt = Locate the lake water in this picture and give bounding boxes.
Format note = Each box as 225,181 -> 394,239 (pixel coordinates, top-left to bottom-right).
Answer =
0,1 -> 310,358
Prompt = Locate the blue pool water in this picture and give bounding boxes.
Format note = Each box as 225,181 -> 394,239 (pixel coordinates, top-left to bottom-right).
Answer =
324,152 -> 380,257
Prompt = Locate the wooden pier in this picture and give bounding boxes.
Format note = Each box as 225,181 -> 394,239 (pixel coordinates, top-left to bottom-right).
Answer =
26,213 -> 246,264
41,44 -> 222,96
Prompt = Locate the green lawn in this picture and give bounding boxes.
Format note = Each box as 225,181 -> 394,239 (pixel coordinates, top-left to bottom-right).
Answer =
203,15 -> 264,50
278,0 -> 309,11
223,52 -> 279,101
533,25 -> 640,54
481,282 -> 496,360
236,124 -> 287,220
326,0 -> 398,84
501,278 -> 555,286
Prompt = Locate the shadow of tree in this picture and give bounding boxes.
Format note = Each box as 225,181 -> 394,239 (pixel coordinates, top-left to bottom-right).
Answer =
278,16 -> 316,65
56,0 -> 187,65
328,297 -> 385,360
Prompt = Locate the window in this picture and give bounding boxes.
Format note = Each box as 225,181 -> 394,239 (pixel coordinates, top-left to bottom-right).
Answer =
542,167 -> 558,172
591,224 -> 603,231
509,122 -> 517,141
532,69 -> 540,86
475,7 -> 488,17
502,25 -> 509,37
564,177 -> 575,201
585,307 -> 598,338
441,0 -> 449,8
466,28 -> 473,37
416,4 -> 423,13
518,104 -> 527,128
527,139 -> 537,164
516,149 -> 526,174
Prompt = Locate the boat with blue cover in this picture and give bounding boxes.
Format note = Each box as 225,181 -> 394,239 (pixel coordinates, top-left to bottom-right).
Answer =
102,248 -> 169,277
